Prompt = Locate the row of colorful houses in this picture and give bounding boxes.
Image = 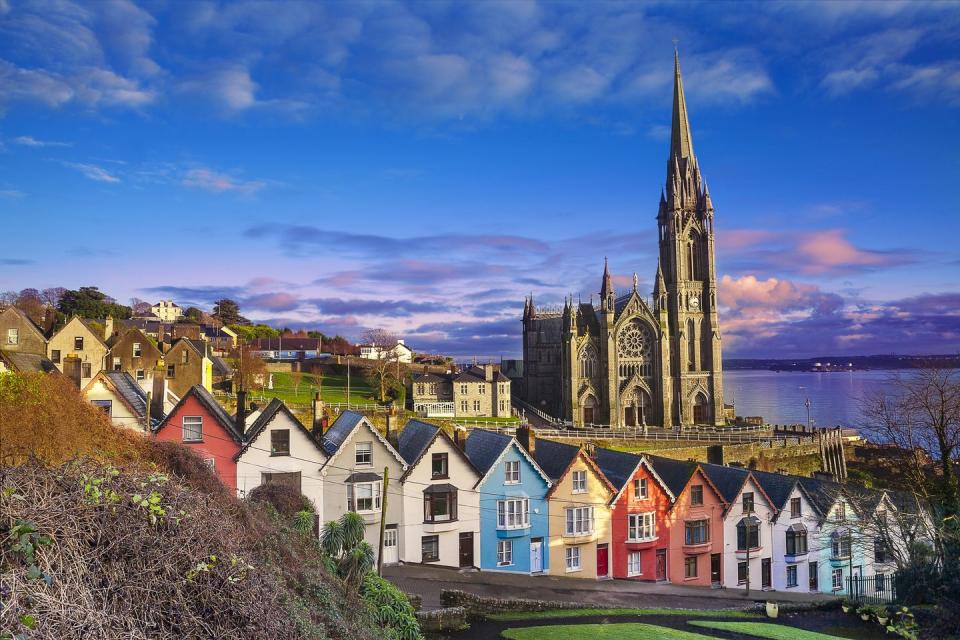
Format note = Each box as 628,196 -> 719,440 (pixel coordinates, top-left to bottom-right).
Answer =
152,385 -> 922,595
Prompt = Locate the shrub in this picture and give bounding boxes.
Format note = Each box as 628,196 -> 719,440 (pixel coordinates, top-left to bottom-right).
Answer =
894,560 -> 941,605
247,482 -> 314,518
361,573 -> 423,640
142,439 -> 230,498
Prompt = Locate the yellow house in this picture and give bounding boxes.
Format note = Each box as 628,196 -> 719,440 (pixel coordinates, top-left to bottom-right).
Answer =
528,434 -> 616,580
47,316 -> 109,385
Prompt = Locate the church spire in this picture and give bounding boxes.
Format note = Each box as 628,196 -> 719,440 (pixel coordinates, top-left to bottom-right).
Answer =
670,49 -> 695,163
600,257 -> 614,300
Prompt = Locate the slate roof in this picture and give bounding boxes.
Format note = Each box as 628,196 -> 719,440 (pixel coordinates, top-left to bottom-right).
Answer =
751,469 -> 801,512
188,339 -> 208,356
0,350 -> 57,373
533,439 -> 580,482
594,447 -> 642,490
412,372 -> 448,383
235,397 -> 322,460
464,428 -> 513,475
321,410 -> 366,456
398,419 -> 440,466
104,371 -> 151,420
210,355 -> 233,377
646,455 -> 697,497
698,462 -> 750,503
155,384 -> 242,442
452,365 -> 510,383
798,476 -> 845,516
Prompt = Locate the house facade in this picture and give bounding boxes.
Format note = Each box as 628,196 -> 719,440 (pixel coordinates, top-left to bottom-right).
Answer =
755,474 -> 822,593
319,411 -> 407,563
107,327 -> 163,390
235,398 -> 327,516
0,306 -> 47,356
412,364 -> 512,419
153,384 -> 244,491
47,316 -> 109,385
714,471 -> 777,591
250,336 -> 322,361
82,371 -> 157,431
151,300 -> 183,322
164,338 -> 213,398
359,339 -> 413,364
397,420 -> 481,567
664,465 -> 726,586
465,428 -> 551,574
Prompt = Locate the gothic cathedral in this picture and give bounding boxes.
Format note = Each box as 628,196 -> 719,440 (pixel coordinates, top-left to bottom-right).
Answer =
521,53 -> 724,428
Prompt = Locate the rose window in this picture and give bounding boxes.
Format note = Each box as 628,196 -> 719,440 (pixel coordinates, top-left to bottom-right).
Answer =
617,321 -> 652,360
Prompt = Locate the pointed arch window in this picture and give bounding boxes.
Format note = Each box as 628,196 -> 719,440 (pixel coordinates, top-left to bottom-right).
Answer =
579,345 -> 598,379
687,318 -> 697,371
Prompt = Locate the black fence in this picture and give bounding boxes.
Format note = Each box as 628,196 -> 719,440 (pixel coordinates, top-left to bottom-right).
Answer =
846,573 -> 898,604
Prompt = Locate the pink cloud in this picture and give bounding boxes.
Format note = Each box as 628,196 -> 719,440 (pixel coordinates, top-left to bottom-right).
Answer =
794,229 -> 893,274
244,292 -> 299,311
182,167 -> 265,194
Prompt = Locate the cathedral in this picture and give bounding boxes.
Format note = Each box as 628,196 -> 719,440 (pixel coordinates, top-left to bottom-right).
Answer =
521,53 -> 724,428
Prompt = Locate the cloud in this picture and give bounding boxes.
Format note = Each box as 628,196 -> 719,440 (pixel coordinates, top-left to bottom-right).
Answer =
62,161 -> 120,183
11,135 -> 70,147
178,66 -> 258,111
0,189 -> 25,198
0,258 -> 33,265
307,297 -> 454,316
182,167 -> 266,194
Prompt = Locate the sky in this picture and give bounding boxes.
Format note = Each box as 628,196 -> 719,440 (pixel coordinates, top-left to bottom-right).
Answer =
0,0 -> 958,359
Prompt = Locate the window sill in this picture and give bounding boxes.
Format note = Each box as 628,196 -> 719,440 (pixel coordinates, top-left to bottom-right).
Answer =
270,453 -> 290,457
627,571 -> 643,578
683,576 -> 700,582
565,567 -> 582,574
431,475 -> 449,480
182,440 -> 204,444
503,481 -> 520,485
497,563 -> 513,567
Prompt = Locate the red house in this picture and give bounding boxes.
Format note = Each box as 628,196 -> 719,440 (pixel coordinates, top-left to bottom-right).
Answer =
153,385 -> 245,492
596,449 -> 695,581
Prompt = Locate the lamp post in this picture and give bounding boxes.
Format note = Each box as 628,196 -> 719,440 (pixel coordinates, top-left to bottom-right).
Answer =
346,355 -> 351,409
805,398 -> 811,431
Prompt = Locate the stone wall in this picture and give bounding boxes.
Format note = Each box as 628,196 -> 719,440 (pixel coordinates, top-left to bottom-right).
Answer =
415,606 -> 468,633
612,440 -> 827,477
440,589 -> 597,616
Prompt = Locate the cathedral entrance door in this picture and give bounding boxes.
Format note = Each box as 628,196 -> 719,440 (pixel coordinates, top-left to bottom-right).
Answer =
693,394 -> 708,424
583,407 -> 594,425
624,407 -> 636,427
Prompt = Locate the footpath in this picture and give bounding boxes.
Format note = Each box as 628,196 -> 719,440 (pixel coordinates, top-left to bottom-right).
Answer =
384,564 -> 834,612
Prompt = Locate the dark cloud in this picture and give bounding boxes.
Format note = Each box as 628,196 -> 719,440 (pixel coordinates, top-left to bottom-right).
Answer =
307,297 -> 455,316
408,318 -> 521,358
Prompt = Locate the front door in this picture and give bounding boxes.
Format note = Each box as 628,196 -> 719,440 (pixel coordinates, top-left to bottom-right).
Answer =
583,407 -> 594,425
459,532 -> 474,568
530,538 -> 543,573
597,544 -> 609,578
383,524 -> 398,565
809,561 -> 819,591
761,558 -> 772,589
710,553 -> 721,585
656,549 -> 667,581
624,407 -> 636,427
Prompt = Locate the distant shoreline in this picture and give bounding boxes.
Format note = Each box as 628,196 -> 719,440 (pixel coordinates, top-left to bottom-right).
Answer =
724,355 -> 960,372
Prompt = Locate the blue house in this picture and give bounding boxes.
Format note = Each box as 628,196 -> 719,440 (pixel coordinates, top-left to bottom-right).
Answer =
465,428 -> 552,574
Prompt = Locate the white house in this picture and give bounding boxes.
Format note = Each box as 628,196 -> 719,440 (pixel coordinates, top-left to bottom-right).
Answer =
800,478 -> 868,596
319,411 -> 408,563
81,370 -> 160,432
151,300 -> 184,323
235,398 -> 328,519
397,421 -> 481,568
359,339 -> 413,364
754,470 -> 823,593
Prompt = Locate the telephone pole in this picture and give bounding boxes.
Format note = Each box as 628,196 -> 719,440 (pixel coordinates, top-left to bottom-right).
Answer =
377,466 -> 389,576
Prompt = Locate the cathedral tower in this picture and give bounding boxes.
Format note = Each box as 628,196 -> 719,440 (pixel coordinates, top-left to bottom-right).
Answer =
657,51 -> 724,426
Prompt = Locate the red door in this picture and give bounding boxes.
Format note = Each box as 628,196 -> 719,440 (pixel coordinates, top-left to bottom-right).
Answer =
597,544 -> 609,577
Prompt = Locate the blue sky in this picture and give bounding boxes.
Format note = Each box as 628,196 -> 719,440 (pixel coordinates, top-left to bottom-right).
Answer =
1,0 -> 958,358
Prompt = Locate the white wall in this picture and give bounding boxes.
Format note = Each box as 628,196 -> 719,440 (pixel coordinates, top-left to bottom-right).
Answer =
769,487 -> 821,592
399,435 -> 480,567
236,411 -> 328,519
83,379 -> 142,431
721,477 -> 776,590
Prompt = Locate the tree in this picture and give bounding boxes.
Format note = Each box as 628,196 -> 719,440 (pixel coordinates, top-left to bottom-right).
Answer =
129,297 -> 153,317
289,370 -> 304,397
184,306 -> 205,323
230,343 -> 267,393
58,286 -> 131,319
320,512 -> 375,592
40,287 -> 66,309
361,329 -> 405,403
213,298 -> 247,325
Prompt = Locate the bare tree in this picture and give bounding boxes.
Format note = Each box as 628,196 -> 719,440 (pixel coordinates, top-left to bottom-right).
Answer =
130,297 -> 153,316
289,370 -> 304,398
231,343 -> 268,395
361,329 -> 404,403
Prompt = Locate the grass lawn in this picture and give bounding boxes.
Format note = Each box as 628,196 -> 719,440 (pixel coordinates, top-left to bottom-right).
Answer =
688,621 -> 847,640
489,608 -> 760,622
502,623 -> 716,640
253,371 -> 376,405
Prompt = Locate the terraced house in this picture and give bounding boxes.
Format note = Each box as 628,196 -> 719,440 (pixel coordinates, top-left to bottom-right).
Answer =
663,464 -> 726,586
47,316 -> 109,385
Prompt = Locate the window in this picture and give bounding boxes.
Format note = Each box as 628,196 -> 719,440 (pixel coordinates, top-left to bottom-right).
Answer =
786,527 -> 808,555
136,369 -> 145,381
347,481 -> 381,512
565,546 -> 581,572
835,502 -> 846,522
635,477 -> 648,499
479,384 -> 485,394
74,336 -> 84,350
432,452 -> 448,478
504,460 -> 520,484
874,538 -> 891,563
271,430 -> 290,456
167,364 -> 176,378
736,517 -> 760,550
737,561 -> 748,584
572,470 -> 587,493
6,328 -> 18,345
685,519 -> 709,545
564,507 -> 594,536
790,497 -> 801,518
809,562 -> 818,590
204,457 -> 215,470
786,565 -> 798,588
182,416 -> 203,442
133,342 -> 142,357
497,540 -> 513,566
460,400 -> 468,412
831,532 -> 852,558
416,383 -> 424,395
628,512 -> 656,541
261,471 -> 302,493
460,384 -> 467,394
424,488 -> 457,522
355,442 -> 372,466
742,491 -> 755,514
690,484 -> 703,505
113,357 -> 121,371
92,400 -> 112,416
473,400 -> 481,411
384,527 -> 398,549
181,349 -> 188,364
684,556 -> 698,578
421,535 -> 440,562
81,363 -> 91,378
499,400 -> 505,412
627,551 -> 642,576
497,498 -> 530,529
51,350 -> 60,363
831,568 -> 843,591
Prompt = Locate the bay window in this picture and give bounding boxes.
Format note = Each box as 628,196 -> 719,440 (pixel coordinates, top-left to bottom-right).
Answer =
628,512 -> 656,541
347,481 -> 381,513
423,485 -> 457,522
497,498 -> 529,529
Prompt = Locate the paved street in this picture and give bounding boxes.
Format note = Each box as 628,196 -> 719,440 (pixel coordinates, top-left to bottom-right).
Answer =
384,564 -> 835,611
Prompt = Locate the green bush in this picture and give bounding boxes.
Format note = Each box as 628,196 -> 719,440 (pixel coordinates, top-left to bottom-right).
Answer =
360,573 -> 423,640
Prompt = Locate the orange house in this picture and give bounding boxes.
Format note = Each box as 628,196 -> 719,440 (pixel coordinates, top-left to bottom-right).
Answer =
665,465 -> 727,586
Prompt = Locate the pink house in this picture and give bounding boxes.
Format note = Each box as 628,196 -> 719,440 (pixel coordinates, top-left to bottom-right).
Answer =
665,465 -> 727,586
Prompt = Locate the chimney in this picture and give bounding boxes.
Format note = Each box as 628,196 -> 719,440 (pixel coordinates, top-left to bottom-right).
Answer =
311,391 -> 325,435
516,425 -> 535,457
385,412 -> 398,449
62,355 -> 82,388
707,444 -> 724,466
453,427 -> 467,451
484,363 -> 494,382
104,315 -> 114,341
151,364 -> 166,418
584,442 -> 597,460
236,389 -> 247,441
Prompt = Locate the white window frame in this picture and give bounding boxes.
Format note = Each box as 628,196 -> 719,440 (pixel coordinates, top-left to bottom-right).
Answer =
564,506 -> 594,536
384,528 -> 398,548
182,416 -> 203,442
136,368 -> 145,381
347,481 -> 382,513
565,546 -> 581,572
113,356 -> 121,371
786,564 -> 798,588
6,328 -> 18,345
497,498 -> 530,530
133,342 -> 142,357
627,512 -> 656,541
627,551 -> 642,577
832,568 -> 843,591
571,470 -> 587,493
355,441 -> 372,466
635,477 -> 648,499
496,540 -> 513,566
504,460 -> 521,484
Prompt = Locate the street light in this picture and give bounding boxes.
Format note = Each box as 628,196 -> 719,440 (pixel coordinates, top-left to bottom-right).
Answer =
805,398 -> 811,431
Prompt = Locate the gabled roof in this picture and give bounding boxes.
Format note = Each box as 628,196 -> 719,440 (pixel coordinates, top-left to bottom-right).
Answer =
234,397 -> 324,461
319,410 -> 407,469
646,455 -> 697,497
54,315 -> 108,348
464,428 -> 551,488
0,350 -> 57,373
0,306 -> 47,343
209,355 -> 233,376
83,371 -> 162,424
452,366 -> 510,383
595,449 -> 680,504
412,372 -> 447,383
533,439 -> 580,481
154,384 -> 242,442
543,445 -> 617,499
397,420 -> 481,482
698,462 -> 751,504
750,469 -> 800,513
797,476 -> 847,517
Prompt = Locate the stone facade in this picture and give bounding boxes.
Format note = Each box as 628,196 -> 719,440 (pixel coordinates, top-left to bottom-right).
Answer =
521,53 -> 723,428
0,306 -> 47,356
412,365 -> 511,418
47,316 -> 109,385
107,328 -> 163,390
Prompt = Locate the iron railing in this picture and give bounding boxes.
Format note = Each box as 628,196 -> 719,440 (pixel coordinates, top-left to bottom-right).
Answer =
846,573 -> 898,604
